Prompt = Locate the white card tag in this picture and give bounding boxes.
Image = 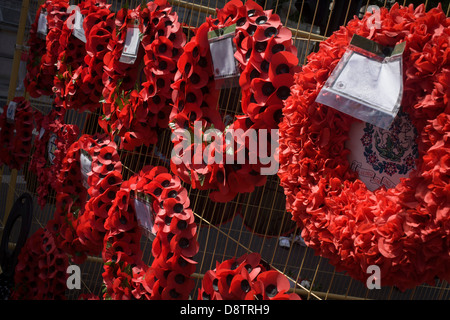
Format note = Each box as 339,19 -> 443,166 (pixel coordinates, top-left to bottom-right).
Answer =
331,53 -> 401,113
208,24 -> 239,88
80,149 -> 92,189
119,20 -> 140,64
73,10 -> 86,43
210,36 -> 237,79
37,11 -> 48,39
39,127 -> 45,140
133,197 -> 155,241
6,101 -> 17,123
315,35 -> 405,130
47,133 -> 58,165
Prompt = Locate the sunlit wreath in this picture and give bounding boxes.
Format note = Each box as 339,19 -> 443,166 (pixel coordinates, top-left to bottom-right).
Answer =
53,0 -> 111,113
170,0 -> 299,202
102,166 -> 198,300
278,3 -> 449,291
99,0 -> 185,151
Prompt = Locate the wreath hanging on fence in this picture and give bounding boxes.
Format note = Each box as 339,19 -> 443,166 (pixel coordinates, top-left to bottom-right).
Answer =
0,97 -> 34,170
278,3 -> 450,291
53,0 -> 111,113
30,107 -> 79,208
49,133 -> 122,264
102,166 -> 198,300
24,1 -> 52,98
11,227 -> 69,300
98,0 -> 185,151
25,0 -> 70,98
169,0 -> 299,203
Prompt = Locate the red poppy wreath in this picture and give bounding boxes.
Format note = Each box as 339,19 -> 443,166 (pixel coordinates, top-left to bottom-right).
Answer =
25,0 -> 70,98
82,1 -> 116,112
30,107 -> 79,208
102,166 -> 198,300
170,0 -> 299,202
278,4 -> 449,291
11,227 -> 69,300
24,1 -> 53,98
99,0 -> 185,151
53,0 -> 110,113
49,133 -> 122,264
0,97 -> 34,170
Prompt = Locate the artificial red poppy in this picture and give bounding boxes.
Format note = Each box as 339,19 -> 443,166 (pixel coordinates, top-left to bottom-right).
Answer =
229,269 -> 254,299
256,270 -> 291,299
268,51 -> 299,81
253,21 -> 291,43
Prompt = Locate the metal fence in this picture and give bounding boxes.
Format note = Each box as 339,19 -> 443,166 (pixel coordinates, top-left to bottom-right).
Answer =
0,0 -> 449,300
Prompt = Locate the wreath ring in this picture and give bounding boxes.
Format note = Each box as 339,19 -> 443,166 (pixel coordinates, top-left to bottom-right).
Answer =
170,0 -> 300,203
99,0 -> 185,151
102,166 -> 199,300
278,4 -> 449,291
0,97 -> 34,170
50,133 -> 122,264
30,107 -> 79,208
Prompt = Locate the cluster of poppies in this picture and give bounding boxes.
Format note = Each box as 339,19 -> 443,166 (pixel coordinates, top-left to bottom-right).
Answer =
98,1 -> 185,151
29,107 -> 79,208
198,253 -> 300,300
0,97 -> 34,170
169,0 -> 299,202
49,134 -> 122,264
278,3 -> 450,291
23,1 -> 59,97
11,227 -> 69,300
102,166 -> 198,300
53,0 -> 112,113
25,0 -> 184,151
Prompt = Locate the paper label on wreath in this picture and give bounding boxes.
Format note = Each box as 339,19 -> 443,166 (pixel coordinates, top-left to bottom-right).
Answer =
119,20 -> 140,65
316,35 -> 405,130
37,11 -> 48,39
73,10 -> 87,43
133,196 -> 155,241
208,24 -> 240,88
6,101 -> 17,123
80,149 -> 92,189
39,127 -> 45,140
346,109 -> 418,191
47,133 -> 58,165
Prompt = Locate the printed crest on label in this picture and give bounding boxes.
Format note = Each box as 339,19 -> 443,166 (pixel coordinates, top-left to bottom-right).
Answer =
346,109 -> 418,191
